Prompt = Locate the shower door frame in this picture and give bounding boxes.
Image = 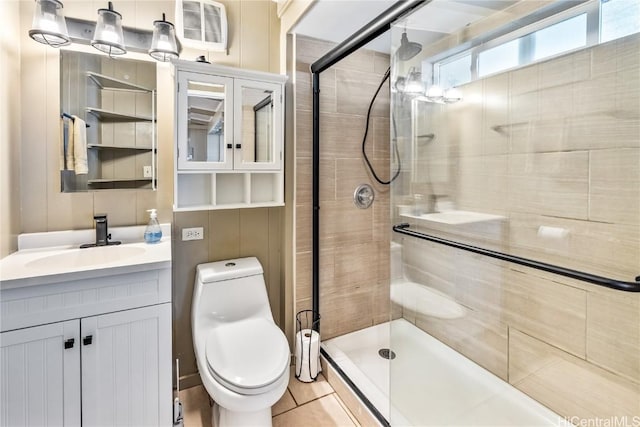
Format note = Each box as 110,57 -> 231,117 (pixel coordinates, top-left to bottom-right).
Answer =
307,2 -> 430,425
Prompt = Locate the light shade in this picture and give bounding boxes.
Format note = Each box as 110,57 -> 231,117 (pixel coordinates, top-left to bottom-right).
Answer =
149,13 -> 179,62
29,0 -> 71,47
91,2 -> 126,56
404,67 -> 425,95
426,85 -> 444,102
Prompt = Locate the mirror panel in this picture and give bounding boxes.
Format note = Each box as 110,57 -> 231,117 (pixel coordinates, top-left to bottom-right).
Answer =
239,86 -> 274,164
187,80 -> 226,163
60,50 -> 157,192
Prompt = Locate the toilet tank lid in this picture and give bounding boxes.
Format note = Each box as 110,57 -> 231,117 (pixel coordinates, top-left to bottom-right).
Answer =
197,257 -> 263,283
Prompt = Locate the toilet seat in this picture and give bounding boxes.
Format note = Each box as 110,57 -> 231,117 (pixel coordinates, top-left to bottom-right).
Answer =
205,318 -> 290,395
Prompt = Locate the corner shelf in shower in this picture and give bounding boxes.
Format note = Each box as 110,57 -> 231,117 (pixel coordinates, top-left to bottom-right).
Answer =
400,211 -> 506,226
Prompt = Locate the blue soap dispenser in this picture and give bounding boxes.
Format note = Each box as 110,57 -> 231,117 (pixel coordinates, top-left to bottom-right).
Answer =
144,209 -> 162,244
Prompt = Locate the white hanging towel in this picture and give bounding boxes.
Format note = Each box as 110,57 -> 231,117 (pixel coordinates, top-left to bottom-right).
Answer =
59,117 -> 66,171
72,115 -> 88,174
65,117 -> 75,171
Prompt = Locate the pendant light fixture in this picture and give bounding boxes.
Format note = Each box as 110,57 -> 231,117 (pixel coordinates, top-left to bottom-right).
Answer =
149,13 -> 179,62
91,2 -> 126,57
29,0 -> 71,47
28,0 -> 183,60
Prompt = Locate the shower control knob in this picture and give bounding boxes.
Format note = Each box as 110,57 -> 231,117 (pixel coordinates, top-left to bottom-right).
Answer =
353,184 -> 375,209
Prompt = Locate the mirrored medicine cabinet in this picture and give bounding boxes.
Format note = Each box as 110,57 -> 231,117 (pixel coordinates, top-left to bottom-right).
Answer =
60,51 -> 157,193
173,60 -> 286,211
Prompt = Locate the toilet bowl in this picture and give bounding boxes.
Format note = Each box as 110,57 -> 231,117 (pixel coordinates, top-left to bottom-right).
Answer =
192,257 -> 290,427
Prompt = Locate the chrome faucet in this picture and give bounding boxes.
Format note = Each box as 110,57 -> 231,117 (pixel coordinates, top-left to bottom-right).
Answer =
80,214 -> 121,248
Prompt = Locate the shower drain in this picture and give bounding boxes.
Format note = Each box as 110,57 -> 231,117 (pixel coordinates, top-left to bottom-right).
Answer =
378,348 -> 396,360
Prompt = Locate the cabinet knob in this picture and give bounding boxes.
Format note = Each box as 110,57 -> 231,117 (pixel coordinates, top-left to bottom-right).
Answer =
235,144 -> 242,149
83,335 -> 93,346
64,338 -> 75,349
226,144 -> 233,149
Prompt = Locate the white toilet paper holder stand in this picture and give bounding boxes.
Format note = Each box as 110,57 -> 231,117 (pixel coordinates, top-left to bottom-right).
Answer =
295,310 -> 321,382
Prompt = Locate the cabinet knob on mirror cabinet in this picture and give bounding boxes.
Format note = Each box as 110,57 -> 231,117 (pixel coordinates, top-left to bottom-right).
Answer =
83,335 -> 93,346
64,338 -> 75,349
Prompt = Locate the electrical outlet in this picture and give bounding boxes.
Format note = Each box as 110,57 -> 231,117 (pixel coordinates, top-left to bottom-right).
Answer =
182,227 -> 204,241
143,166 -> 152,178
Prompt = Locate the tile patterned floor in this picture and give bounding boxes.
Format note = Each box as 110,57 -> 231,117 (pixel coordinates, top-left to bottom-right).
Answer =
179,367 -> 360,427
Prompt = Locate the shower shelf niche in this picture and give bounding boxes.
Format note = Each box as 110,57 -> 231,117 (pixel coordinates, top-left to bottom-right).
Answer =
400,210 -> 506,226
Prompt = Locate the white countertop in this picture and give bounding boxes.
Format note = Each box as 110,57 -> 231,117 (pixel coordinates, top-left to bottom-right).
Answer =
0,224 -> 172,290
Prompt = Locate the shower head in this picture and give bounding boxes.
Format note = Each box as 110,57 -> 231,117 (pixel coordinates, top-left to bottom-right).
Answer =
396,31 -> 422,61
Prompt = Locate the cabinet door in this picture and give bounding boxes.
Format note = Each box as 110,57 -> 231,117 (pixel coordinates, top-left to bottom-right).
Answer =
233,79 -> 283,170
177,71 -> 234,170
81,303 -> 172,427
0,321 -> 80,427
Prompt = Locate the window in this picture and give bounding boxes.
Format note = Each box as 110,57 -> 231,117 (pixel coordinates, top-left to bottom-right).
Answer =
601,0 -> 640,42
439,54 -> 472,88
432,0 -> 640,86
533,14 -> 587,60
478,39 -> 520,77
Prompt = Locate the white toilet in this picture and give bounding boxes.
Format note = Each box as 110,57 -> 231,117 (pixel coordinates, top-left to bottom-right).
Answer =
192,257 -> 290,427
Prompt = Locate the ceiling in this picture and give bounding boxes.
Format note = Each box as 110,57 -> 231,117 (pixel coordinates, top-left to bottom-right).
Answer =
292,0 -> 519,55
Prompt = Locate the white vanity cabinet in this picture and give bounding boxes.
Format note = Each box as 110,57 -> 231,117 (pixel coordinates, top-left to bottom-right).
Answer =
0,252 -> 172,427
0,320 -> 81,427
173,60 -> 287,211
81,304 -> 171,427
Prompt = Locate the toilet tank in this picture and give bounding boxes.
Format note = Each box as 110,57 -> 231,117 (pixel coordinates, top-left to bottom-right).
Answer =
193,257 -> 273,323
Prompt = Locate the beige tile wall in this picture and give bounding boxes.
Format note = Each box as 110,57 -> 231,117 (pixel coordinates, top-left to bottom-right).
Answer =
294,36 -> 391,340
398,33 -> 640,421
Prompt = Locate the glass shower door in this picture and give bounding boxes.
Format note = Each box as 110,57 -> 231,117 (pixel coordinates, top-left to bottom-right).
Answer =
389,0 -> 640,425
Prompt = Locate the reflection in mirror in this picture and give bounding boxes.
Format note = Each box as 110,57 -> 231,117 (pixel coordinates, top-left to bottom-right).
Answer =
187,80 -> 226,163
60,50 -> 157,192
241,87 -> 273,164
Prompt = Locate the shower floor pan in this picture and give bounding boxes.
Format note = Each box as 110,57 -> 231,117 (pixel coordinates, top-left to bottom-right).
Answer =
322,319 -> 566,426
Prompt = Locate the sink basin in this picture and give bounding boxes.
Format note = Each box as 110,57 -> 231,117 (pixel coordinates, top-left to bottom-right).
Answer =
419,210 -> 505,225
26,245 -> 146,270
0,224 -> 172,290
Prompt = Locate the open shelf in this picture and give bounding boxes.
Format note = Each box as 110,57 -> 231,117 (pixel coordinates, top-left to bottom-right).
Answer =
174,171 -> 283,211
88,178 -> 153,184
87,72 -> 153,93
87,143 -> 155,151
86,107 -> 153,123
